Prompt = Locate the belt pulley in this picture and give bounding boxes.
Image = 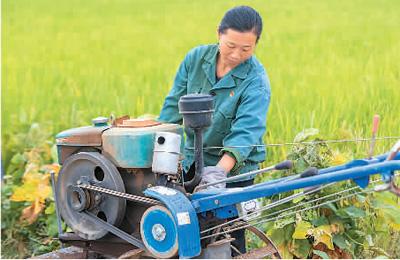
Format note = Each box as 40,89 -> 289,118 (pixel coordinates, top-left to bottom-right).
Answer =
56,152 -> 127,240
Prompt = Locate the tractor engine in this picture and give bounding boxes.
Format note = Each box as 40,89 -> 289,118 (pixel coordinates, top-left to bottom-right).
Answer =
53,95 -> 230,258
55,116 -> 184,246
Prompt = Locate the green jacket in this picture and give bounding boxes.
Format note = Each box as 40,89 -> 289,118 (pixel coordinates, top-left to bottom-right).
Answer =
159,44 -> 271,180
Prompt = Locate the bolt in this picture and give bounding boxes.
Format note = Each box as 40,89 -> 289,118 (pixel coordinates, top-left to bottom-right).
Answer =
94,194 -> 101,203
152,224 -> 166,241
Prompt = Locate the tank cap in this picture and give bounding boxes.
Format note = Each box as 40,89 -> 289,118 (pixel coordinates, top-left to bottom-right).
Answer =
92,116 -> 109,127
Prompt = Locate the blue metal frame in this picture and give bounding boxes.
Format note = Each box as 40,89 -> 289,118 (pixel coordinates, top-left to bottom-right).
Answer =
144,186 -> 201,259
191,155 -> 400,213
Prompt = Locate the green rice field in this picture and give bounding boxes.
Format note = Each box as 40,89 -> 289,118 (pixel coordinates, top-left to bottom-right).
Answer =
2,0 -> 400,258
3,0 -> 400,158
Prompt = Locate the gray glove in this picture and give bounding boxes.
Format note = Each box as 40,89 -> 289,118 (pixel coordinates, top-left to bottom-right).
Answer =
199,166 -> 227,190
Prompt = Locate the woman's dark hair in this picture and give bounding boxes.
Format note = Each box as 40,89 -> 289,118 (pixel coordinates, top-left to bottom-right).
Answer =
218,6 -> 263,42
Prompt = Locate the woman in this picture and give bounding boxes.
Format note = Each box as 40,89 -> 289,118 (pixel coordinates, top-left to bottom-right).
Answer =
158,6 -> 270,254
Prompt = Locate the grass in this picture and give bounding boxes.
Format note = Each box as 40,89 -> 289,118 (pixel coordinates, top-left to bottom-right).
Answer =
3,0 -> 400,163
2,0 -> 400,257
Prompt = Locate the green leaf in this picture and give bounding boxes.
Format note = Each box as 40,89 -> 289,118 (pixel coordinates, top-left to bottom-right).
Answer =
333,234 -> 348,249
312,216 -> 329,227
313,249 -> 330,259
44,202 -> 55,215
342,206 -> 366,218
373,192 -> 399,208
270,223 -> 294,245
291,239 -> 312,258
322,202 -> 338,213
10,153 -> 25,165
379,206 -> 400,224
284,224 -> 295,242
270,228 -> 285,245
45,214 -> 59,237
274,216 -> 295,229
277,242 -> 293,259
294,158 -> 309,173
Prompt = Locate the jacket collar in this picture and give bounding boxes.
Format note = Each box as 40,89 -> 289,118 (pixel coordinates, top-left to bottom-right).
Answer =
202,44 -> 251,89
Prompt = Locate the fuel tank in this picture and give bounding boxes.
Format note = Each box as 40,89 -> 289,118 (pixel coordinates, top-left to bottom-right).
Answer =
102,123 -> 183,168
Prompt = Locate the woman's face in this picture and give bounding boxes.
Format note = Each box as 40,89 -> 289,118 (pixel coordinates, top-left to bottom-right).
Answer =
218,28 -> 257,68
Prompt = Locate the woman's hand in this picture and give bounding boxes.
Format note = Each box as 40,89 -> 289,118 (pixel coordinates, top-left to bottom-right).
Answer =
199,166 -> 227,189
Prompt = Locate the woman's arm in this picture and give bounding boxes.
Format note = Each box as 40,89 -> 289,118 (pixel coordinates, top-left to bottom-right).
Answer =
219,83 -> 271,174
217,153 -> 236,172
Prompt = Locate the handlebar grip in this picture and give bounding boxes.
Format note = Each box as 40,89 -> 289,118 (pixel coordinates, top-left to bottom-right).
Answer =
372,114 -> 380,134
274,160 -> 293,170
300,167 -> 319,178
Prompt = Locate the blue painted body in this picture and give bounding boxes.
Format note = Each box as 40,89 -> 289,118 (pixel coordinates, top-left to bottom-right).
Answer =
102,125 -> 184,168
144,186 -> 201,259
56,122 -> 183,168
56,125 -> 110,141
213,205 -> 239,219
103,131 -> 156,168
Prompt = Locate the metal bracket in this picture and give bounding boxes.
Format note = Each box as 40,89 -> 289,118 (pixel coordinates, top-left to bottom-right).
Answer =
50,171 -> 64,236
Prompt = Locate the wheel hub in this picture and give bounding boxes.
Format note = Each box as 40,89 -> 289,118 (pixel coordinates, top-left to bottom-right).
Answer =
68,185 -> 89,212
152,224 -> 166,241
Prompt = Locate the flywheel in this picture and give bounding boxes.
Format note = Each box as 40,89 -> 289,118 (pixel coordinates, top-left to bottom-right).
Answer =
57,152 -> 126,240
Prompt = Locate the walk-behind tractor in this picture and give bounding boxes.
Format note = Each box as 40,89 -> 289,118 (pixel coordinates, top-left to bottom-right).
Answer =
52,94 -> 400,259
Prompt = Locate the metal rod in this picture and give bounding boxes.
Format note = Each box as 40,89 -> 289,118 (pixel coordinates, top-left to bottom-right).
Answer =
201,188 -> 374,240
200,183 -> 329,235
368,115 -> 380,158
183,128 -> 205,191
194,128 -> 204,183
50,171 -> 63,237
239,184 -> 353,227
201,174 -> 397,239
186,136 -> 400,150
199,159 -> 400,236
